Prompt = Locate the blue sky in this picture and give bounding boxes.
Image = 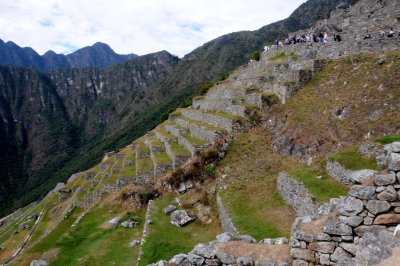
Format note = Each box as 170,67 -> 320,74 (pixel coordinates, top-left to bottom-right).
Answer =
0,0 -> 305,57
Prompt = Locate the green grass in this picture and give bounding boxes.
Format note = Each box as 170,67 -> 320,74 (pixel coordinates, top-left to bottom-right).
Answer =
330,149 -> 380,171
137,157 -> 154,173
154,127 -> 176,141
216,129 -> 296,240
150,139 -> 165,149
154,152 -> 172,165
182,133 -> 207,146
169,142 -> 190,156
374,135 -> 400,144
139,195 -> 220,266
29,206 -> 144,266
288,164 -> 349,204
179,117 -> 226,132
136,142 -> 150,155
269,52 -> 287,61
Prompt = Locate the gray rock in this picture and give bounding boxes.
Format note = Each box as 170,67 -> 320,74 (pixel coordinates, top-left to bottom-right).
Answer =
315,233 -> 331,241
163,205 -> 176,214
339,243 -> 357,255
339,215 -> 364,227
385,142 -> 400,153
349,185 -> 376,200
216,232 -> 234,243
294,231 -> 313,242
187,253 -> 205,266
292,260 -> 308,266
376,186 -> 386,193
169,254 -> 189,265
323,219 -> 353,236
331,247 -> 352,262
255,259 -> 276,266
331,236 -> 343,242
373,172 -> 396,186
337,196 -> 364,216
336,258 -> 360,266
388,153 -> 400,171
260,237 -> 288,245
216,251 -> 235,264
366,200 -> 391,215
128,240 -> 140,247
308,241 -> 336,253
377,185 -> 397,201
30,260 -> 48,266
205,259 -> 220,266
364,217 -> 373,225
237,257 -> 254,266
121,221 -> 136,228
319,254 -> 331,265
354,225 -> 386,236
349,170 -> 377,184
341,235 -> 353,242
355,231 -> 400,265
290,248 -> 316,262
289,238 -> 301,248
170,210 -> 194,227
192,242 -> 216,258
107,217 -> 122,228
373,213 -> 400,225
239,235 -> 256,243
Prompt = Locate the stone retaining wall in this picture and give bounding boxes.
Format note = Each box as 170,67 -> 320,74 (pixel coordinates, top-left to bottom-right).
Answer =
290,142 -> 400,265
216,194 -> 238,234
277,172 -> 319,219
176,118 -> 222,143
181,109 -> 241,133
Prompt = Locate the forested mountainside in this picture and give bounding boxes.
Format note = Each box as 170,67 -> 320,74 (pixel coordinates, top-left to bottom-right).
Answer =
0,40 -> 138,71
0,0 -> 360,216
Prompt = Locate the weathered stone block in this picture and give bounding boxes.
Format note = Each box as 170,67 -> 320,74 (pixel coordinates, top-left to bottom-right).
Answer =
388,153 -> 400,171
330,247 -> 352,262
349,185 -> 376,200
290,248 -> 316,262
374,214 -> 400,225
337,196 -> 363,216
373,172 -> 396,186
377,186 -> 397,201
294,231 -> 314,242
339,243 -> 357,255
364,216 -> 373,225
366,200 -> 391,215
308,242 -> 336,254
237,257 -> 254,266
339,215 -> 363,227
292,260 -> 308,266
354,225 -> 386,236
216,251 -> 235,264
323,220 -> 353,236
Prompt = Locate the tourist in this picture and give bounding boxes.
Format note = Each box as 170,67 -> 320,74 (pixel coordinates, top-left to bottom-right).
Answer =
378,28 -> 385,39
313,33 -> 318,43
387,28 -> 394,38
319,32 -> 324,42
336,34 -> 342,42
323,32 -> 328,43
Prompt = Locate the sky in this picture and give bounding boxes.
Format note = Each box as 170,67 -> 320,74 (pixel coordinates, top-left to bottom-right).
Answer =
0,0 -> 305,57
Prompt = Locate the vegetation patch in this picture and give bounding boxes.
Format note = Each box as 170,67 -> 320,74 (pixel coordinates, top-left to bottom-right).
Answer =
330,149 -> 380,171
374,135 -> 400,144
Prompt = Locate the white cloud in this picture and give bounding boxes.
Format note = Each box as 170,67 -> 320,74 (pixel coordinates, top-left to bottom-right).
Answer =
0,0 -> 305,57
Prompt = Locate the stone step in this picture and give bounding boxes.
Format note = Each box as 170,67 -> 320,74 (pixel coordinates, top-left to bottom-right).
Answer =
155,125 -> 192,170
145,135 -> 166,153
175,117 -> 227,143
179,109 -> 244,133
165,124 -> 209,156
192,97 -> 259,117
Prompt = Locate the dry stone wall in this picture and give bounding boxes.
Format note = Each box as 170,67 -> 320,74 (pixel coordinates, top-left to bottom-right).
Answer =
290,142 -> 400,265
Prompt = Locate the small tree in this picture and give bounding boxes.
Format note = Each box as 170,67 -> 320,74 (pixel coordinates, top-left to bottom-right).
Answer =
251,51 -> 261,61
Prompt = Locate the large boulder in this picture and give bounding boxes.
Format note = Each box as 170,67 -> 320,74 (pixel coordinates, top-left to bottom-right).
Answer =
170,210 -> 194,227
349,185 -> 376,200
339,216 -> 364,227
377,186 -> 397,201
163,205 -> 176,214
349,170 -> 377,184
388,153 -> 400,171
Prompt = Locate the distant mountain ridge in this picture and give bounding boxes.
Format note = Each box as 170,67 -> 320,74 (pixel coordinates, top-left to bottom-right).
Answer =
0,39 -> 138,71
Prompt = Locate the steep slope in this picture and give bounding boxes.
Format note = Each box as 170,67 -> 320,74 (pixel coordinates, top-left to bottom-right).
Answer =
0,40 -> 138,71
0,51 -> 179,216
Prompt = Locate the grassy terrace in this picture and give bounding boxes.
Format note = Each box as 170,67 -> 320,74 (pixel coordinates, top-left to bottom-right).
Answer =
136,139 -> 150,155
169,141 -> 191,156
154,152 -> 172,165
18,205 -> 145,266
205,110 -> 243,121
330,148 -> 380,171
182,133 -> 208,146
140,195 -> 220,266
150,139 -> 165,149
179,117 -> 227,133
137,157 -> 154,173
374,135 -> 400,144
154,126 -> 177,141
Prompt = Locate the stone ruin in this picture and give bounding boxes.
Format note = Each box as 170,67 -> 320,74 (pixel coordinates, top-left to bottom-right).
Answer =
290,142 -> 400,265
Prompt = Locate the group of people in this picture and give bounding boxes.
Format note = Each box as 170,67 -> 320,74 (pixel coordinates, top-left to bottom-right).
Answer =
364,28 -> 398,40
272,31 -> 342,47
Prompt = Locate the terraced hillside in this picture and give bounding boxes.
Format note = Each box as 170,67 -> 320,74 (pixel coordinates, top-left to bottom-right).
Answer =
1,0 -> 400,265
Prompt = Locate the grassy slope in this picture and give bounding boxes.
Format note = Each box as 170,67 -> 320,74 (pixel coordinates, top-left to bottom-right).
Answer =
281,51 -> 400,156
140,194 -> 221,265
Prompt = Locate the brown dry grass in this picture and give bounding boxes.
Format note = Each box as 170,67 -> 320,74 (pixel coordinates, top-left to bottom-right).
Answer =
216,241 -> 290,262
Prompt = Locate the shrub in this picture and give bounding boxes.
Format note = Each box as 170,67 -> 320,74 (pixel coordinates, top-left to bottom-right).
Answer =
205,164 -> 216,178
251,51 -> 261,61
